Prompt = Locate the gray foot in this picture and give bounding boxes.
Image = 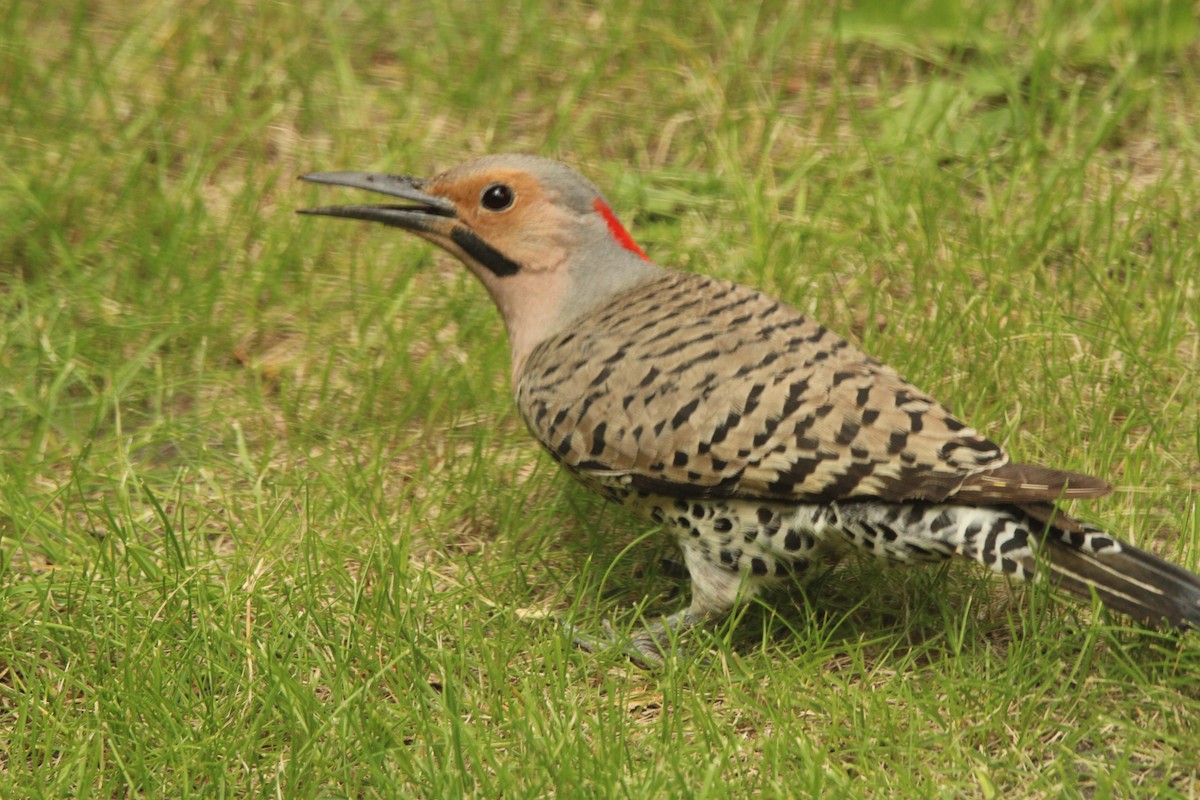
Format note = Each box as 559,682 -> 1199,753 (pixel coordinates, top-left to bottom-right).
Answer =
560,609 -> 698,668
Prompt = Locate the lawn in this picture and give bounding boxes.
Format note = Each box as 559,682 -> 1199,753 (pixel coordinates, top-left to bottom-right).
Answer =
2,0 -> 1199,796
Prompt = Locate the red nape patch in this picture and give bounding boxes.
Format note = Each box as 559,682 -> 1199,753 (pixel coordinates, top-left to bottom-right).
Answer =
593,198 -> 650,261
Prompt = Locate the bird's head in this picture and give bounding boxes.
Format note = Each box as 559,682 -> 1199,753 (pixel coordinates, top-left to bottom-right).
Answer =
299,154 -> 663,374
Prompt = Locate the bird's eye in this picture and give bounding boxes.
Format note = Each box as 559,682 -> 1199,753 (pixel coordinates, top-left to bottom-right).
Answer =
480,183 -> 515,212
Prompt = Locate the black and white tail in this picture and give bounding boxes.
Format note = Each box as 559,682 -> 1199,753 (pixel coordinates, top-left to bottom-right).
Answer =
1039,529 -> 1200,628
980,503 -> 1200,628
834,500 -> 1200,628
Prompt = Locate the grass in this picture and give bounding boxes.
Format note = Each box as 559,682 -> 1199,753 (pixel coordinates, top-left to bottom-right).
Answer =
2,0 -> 1199,796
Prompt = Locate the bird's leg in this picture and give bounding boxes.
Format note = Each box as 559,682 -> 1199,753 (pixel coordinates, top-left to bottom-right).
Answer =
565,540 -> 748,667
565,608 -> 705,668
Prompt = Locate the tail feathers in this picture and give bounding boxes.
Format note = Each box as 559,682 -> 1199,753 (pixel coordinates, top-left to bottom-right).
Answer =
1042,536 -> 1200,629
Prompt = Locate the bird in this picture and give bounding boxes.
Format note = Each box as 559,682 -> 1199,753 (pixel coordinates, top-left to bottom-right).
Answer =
298,154 -> 1200,663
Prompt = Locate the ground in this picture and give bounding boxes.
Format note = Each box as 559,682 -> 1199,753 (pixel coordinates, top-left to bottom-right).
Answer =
2,1 -> 1199,796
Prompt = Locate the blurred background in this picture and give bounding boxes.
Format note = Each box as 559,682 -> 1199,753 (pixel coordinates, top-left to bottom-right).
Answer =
2,1 -> 1199,796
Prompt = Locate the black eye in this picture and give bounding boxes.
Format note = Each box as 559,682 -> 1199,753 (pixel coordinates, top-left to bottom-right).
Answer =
480,183 -> 515,211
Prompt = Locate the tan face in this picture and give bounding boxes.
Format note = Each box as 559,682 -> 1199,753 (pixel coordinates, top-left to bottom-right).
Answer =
299,155 -> 662,377
424,168 -> 577,277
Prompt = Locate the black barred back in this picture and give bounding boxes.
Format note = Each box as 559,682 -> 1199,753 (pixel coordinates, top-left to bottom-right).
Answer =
517,271 -> 1008,505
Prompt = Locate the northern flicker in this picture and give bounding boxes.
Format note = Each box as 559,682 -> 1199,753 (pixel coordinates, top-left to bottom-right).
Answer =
299,154 -> 1200,663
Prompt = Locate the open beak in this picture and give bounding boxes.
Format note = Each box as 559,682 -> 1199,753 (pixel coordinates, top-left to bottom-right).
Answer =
297,172 -> 457,233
